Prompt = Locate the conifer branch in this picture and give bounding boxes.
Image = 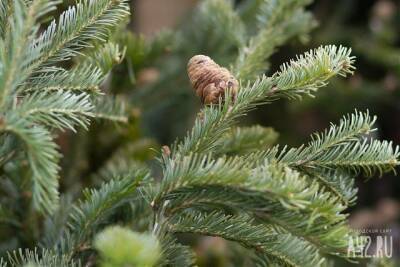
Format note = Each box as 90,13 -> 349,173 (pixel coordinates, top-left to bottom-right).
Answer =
24,66 -> 103,93
172,76 -> 274,156
76,42 -> 125,75
24,43 -> 125,93
17,91 -> 94,132
272,45 -> 356,99
153,151 -> 354,253
91,139 -> 155,182
156,154 -> 252,203
172,45 -> 355,170
269,111 -> 399,176
40,195 -> 75,249
192,0 -> 245,53
2,117 -> 60,214
155,154 -> 352,254
305,139 -> 399,176
0,0 -> 129,216
1,0 -> 397,265
217,125 -> 278,155
234,0 -> 316,81
154,41 -> 359,265
60,171 -> 148,257
157,235 -> 196,267
170,211 -> 324,267
91,96 -> 127,123
304,169 -> 358,206
304,110 -> 376,157
29,0 -> 129,75
4,248 -> 80,267
0,0 -> 54,109
165,184 -> 353,255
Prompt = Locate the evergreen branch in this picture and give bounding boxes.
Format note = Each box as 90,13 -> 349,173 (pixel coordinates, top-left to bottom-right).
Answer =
0,0 -> 55,109
237,0 -> 262,26
305,110 -> 376,157
256,0 -> 311,27
269,111 -> 399,176
159,161 -> 344,216
157,235 -> 196,267
92,139 -> 155,182
234,0 -> 316,81
173,76 -> 274,156
3,248 -> 80,267
93,158 -> 146,183
91,96 -> 127,122
272,45 -> 356,99
188,0 -> 245,55
173,45 -> 354,158
76,42 -> 125,75
200,0 -> 245,45
156,154 -> 351,254
156,45 -> 358,264
158,152 -> 345,221
164,185 -> 353,256
2,116 -> 60,214
304,139 -> 399,176
121,29 -> 175,73
30,0 -> 129,74
156,154 -> 252,203
170,211 -> 324,267
275,110 -> 376,164
217,125 -> 278,155
304,169 -> 358,206
251,233 -> 326,267
24,66 -> 103,93
40,195 -> 74,249
17,91 -> 94,132
163,185 -> 266,216
61,171 -> 149,257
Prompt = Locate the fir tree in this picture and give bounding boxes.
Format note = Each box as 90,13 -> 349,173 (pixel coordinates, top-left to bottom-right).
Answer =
0,0 -> 398,266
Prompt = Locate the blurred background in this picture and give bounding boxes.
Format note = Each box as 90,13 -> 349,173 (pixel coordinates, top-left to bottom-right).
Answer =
54,0 -> 400,265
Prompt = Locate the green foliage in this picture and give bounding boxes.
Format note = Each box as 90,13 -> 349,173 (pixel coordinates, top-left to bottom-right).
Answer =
59,170 -> 148,257
217,125 -> 278,155
272,45 -> 355,99
234,0 -> 316,81
0,0 -> 129,214
0,0 -> 398,266
3,248 -> 80,267
157,235 -> 196,267
271,111 -> 399,176
31,0 -> 129,71
170,211 -> 324,266
173,45 -> 355,159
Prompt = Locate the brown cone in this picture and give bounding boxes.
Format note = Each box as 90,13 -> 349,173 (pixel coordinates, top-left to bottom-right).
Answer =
187,55 -> 239,105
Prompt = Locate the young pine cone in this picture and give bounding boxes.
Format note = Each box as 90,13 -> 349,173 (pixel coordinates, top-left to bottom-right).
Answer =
187,55 -> 239,105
